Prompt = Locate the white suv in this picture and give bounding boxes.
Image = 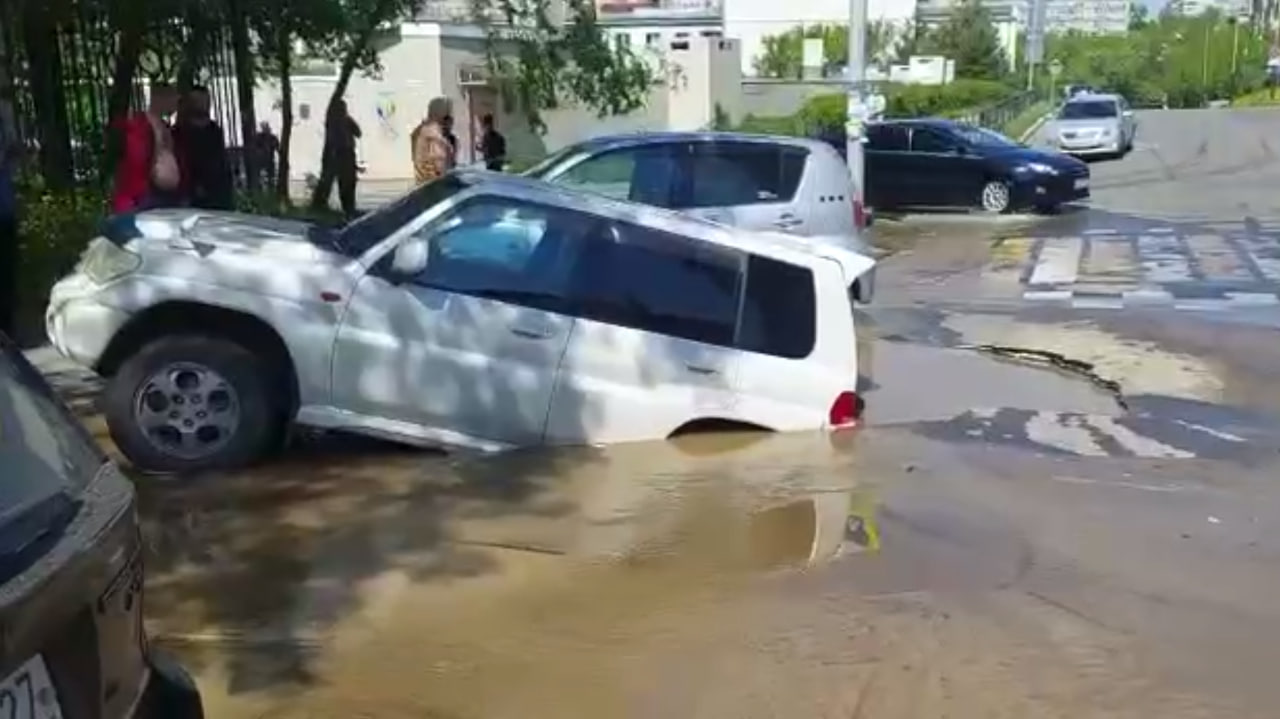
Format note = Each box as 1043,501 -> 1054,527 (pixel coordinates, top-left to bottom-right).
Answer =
46,171 -> 873,473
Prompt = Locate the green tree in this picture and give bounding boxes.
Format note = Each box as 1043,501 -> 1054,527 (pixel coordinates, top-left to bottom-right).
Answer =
752,21 -> 900,79
1129,3 -> 1150,30
923,0 -> 1006,80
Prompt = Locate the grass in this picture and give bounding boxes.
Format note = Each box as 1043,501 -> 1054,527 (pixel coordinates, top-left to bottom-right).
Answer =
1231,88 -> 1280,107
1002,101 -> 1054,142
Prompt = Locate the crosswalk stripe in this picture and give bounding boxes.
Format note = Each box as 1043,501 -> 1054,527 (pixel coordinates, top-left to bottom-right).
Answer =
1137,234 -> 1195,283
1027,237 -> 1083,286
1241,244 -> 1280,283
1184,234 -> 1256,282
1078,237 -> 1139,285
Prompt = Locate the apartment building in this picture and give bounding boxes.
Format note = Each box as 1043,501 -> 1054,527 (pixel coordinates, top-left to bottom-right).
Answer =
916,0 -> 1129,42
1165,0 -> 1248,16
596,0 -> 919,75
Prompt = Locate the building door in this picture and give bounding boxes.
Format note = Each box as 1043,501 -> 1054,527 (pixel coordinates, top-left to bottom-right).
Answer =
464,85 -> 498,165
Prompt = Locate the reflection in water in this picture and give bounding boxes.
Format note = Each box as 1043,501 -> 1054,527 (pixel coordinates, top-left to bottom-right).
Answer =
139,429 -> 895,715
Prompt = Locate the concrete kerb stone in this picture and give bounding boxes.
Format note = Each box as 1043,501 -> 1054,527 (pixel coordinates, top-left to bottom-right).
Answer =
1019,112 -> 1053,144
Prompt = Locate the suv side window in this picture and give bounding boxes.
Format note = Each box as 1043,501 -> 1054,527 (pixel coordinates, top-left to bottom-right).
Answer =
683,142 -> 807,209
565,221 -> 743,347
554,144 -> 680,206
403,196 -> 582,311
739,255 -> 817,359
910,128 -> 955,154
866,124 -> 909,151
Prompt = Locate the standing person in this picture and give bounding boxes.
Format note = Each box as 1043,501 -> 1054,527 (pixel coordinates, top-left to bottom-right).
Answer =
110,84 -> 182,213
254,122 -> 280,190
312,99 -> 361,217
441,114 -> 459,157
410,97 -> 455,186
477,113 -> 506,171
0,89 -> 19,338
172,85 -> 233,210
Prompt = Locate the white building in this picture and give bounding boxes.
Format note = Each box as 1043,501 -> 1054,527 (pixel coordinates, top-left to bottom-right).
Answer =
1168,0 -> 1248,16
1044,0 -> 1130,33
596,0 -> 919,76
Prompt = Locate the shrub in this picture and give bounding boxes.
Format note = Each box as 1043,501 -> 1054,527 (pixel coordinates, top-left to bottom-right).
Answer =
799,79 -> 1013,130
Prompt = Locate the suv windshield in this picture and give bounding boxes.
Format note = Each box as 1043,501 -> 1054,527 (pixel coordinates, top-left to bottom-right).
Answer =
335,174 -> 471,257
1060,101 -> 1118,119
0,337 -> 103,582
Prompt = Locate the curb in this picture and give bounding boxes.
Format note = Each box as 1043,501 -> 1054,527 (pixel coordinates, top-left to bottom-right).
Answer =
1019,112 -> 1052,143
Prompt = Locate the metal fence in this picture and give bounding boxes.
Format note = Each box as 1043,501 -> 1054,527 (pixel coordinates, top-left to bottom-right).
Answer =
0,1 -> 247,187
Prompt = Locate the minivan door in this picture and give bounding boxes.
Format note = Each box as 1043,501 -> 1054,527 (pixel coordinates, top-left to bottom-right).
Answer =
679,141 -> 808,234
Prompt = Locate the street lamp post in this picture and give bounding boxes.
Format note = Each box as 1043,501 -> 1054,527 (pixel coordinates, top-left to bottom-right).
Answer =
846,0 -> 868,223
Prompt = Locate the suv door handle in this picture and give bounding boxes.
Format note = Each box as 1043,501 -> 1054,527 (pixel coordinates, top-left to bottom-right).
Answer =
773,213 -> 802,229
510,325 -> 553,340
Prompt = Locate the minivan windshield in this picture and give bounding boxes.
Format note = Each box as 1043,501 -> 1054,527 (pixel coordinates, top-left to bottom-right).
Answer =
1059,100 -> 1118,120
0,338 -> 103,582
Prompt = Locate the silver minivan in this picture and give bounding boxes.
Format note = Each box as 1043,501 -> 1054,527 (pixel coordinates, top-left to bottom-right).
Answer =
525,132 -> 876,303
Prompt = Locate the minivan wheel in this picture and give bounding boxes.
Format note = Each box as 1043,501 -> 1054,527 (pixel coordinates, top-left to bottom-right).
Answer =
142,649 -> 204,718
104,335 -> 283,474
979,180 -> 1012,214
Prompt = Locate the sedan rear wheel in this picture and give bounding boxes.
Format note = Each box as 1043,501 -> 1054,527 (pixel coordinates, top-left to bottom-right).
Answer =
979,180 -> 1012,214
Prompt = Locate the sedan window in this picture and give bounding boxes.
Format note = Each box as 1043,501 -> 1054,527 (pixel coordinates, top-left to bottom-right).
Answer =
543,145 -> 680,206
1059,101 -> 1118,119
909,128 -> 957,154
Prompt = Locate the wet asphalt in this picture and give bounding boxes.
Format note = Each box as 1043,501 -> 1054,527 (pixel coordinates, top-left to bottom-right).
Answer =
30,108 -> 1280,717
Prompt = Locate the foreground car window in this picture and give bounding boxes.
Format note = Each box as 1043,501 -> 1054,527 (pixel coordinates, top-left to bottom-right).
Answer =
0,341 -> 104,577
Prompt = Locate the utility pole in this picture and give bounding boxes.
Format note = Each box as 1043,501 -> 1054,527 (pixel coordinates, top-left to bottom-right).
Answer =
846,0 -> 868,220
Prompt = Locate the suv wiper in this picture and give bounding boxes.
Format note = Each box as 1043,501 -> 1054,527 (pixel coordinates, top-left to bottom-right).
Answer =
0,490 -> 80,583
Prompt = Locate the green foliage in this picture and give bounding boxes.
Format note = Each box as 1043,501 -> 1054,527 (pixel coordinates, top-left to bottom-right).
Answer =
1001,100 -> 1052,141
918,0 -> 1007,80
15,184 -> 106,337
737,79 -> 1015,136
1044,15 -> 1267,108
479,0 -> 657,132
1232,86 -> 1280,106
753,21 -> 903,78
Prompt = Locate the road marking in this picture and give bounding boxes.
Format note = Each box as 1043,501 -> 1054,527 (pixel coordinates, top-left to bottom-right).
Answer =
1242,243 -> 1280,283
1078,237 -> 1140,285
1028,237 -> 1083,285
1050,475 -> 1191,493
1083,228 -> 1118,236
1122,288 -> 1174,304
1086,416 -> 1195,459
1137,234 -> 1194,283
1024,289 -> 1074,302
1071,296 -> 1125,310
1184,234 -> 1256,282
1226,291 -> 1280,305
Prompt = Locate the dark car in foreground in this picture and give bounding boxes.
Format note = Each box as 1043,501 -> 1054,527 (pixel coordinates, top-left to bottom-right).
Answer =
0,333 -> 202,718
863,119 -> 1090,214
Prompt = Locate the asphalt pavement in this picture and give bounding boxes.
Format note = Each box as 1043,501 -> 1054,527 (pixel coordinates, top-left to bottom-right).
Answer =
31,108 -> 1280,718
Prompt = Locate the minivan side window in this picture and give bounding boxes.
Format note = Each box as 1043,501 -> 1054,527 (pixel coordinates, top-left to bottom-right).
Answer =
683,142 -> 808,209
739,255 -> 817,359
553,145 -> 680,206
565,221 -> 743,347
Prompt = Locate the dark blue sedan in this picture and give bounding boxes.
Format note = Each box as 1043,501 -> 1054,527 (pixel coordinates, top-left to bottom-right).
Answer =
858,118 -> 1090,214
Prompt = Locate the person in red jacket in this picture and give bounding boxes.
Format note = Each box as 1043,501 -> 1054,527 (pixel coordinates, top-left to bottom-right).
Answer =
110,84 -> 181,214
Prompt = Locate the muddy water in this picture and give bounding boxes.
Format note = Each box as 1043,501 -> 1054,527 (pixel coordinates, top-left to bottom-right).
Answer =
128,421 -> 1280,719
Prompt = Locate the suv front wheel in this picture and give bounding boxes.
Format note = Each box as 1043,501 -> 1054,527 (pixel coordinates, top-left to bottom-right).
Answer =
103,335 -> 284,474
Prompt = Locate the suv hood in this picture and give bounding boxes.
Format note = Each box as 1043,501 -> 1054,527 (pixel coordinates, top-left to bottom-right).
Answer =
118,209 -> 342,265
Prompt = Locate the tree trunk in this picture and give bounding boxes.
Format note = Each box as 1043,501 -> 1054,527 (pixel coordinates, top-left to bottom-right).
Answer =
176,13 -> 210,93
274,29 -> 293,202
106,19 -> 144,122
228,0 -> 259,192
310,29 -> 375,209
22,3 -> 74,188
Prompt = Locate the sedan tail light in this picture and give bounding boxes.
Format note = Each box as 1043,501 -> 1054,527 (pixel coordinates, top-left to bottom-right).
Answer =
829,391 -> 864,429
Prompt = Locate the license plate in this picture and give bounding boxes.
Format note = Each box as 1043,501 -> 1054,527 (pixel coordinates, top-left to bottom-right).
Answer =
0,657 -> 61,718
1074,178 -> 1089,190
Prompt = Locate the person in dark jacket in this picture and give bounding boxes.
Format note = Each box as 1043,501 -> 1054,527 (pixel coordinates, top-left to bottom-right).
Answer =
172,86 -> 232,210
441,114 -> 459,157
312,98 -> 362,217
478,114 -> 506,171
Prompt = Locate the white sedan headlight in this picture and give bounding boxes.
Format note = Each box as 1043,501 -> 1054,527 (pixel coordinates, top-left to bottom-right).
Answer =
77,238 -> 142,284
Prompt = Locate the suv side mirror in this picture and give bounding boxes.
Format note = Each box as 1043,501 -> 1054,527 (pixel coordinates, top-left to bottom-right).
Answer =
390,236 -> 430,278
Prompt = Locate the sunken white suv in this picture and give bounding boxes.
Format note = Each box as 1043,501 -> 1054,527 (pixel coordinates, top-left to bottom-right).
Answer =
45,171 -> 873,473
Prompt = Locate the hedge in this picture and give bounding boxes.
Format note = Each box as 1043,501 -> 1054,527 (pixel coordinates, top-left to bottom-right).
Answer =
738,79 -> 1016,136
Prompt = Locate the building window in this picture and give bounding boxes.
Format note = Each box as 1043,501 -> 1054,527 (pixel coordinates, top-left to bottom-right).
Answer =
700,29 -> 722,37
615,33 -> 631,49
645,32 -> 662,47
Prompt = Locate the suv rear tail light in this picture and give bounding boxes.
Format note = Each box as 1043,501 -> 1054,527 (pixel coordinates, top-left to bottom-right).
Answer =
853,198 -> 866,230
828,391 -> 864,429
